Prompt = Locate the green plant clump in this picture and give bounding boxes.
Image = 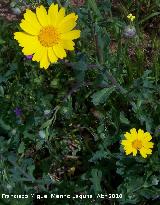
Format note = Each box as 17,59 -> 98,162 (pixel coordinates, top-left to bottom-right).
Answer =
0,0 -> 160,205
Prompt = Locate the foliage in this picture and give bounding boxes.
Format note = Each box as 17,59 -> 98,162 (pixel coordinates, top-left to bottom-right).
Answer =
0,0 -> 160,205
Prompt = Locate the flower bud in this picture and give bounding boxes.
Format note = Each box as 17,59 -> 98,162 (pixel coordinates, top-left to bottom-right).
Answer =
44,109 -> 51,115
26,55 -> 33,60
123,26 -> 136,38
39,130 -> 46,139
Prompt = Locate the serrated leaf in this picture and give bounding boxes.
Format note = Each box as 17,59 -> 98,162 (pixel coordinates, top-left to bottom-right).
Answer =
90,169 -> 102,193
89,150 -> 108,162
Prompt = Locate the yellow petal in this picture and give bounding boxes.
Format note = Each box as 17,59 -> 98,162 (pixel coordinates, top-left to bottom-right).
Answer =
48,47 -> 58,63
57,7 -> 65,22
132,149 -> 137,156
125,148 -> 133,155
140,148 -> 148,158
59,13 -> 78,24
32,46 -> 45,62
142,141 -> 154,149
23,9 -> 42,32
36,5 -> 49,26
130,128 -> 137,136
144,132 -> 152,141
14,32 -> 41,55
124,132 -> 132,140
146,149 -> 152,154
53,44 -> 66,59
122,140 -> 133,154
48,3 -> 58,26
59,19 -> 77,33
20,20 -> 40,35
62,40 -> 75,50
121,140 -> 129,146
137,129 -> 144,140
61,30 -> 81,40
58,13 -> 78,33
40,48 -> 50,69
130,128 -> 137,140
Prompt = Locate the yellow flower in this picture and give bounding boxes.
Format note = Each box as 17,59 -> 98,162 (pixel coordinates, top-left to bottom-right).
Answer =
121,128 -> 154,158
127,13 -> 135,22
14,4 -> 81,69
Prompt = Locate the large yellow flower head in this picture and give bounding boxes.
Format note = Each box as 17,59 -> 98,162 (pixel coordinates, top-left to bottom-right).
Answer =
121,128 -> 154,158
14,4 -> 81,69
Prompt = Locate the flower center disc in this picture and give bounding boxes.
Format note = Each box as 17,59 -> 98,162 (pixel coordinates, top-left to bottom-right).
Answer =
38,26 -> 60,47
132,140 -> 142,150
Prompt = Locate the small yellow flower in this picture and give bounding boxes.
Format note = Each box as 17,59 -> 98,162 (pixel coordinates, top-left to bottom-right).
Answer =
14,4 -> 81,69
121,128 -> 154,158
127,13 -> 135,22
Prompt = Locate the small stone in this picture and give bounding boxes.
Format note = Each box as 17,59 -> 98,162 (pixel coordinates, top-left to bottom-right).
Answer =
11,7 -> 21,15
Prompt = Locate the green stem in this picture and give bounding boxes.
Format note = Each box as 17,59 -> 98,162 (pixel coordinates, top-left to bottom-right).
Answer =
139,12 -> 160,25
135,0 -> 140,36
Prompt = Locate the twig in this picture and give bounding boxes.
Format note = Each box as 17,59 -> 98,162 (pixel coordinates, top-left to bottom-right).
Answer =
64,62 -> 126,94
95,33 -> 104,64
63,81 -> 92,102
104,69 -> 126,94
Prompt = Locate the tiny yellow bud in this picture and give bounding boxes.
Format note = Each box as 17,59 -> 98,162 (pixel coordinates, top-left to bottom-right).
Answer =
127,13 -> 135,22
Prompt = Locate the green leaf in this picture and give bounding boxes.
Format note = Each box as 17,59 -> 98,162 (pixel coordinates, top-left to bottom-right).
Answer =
0,86 -> 4,97
18,142 -> 25,154
0,38 -> 5,45
90,169 -> 102,193
73,60 -> 87,71
74,60 -> 88,82
0,118 -> 11,131
120,112 -> 130,125
27,165 -> 35,177
47,0 -> 53,5
88,0 -> 102,18
91,87 -> 115,105
89,149 -> 109,162
40,118 -> 53,129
